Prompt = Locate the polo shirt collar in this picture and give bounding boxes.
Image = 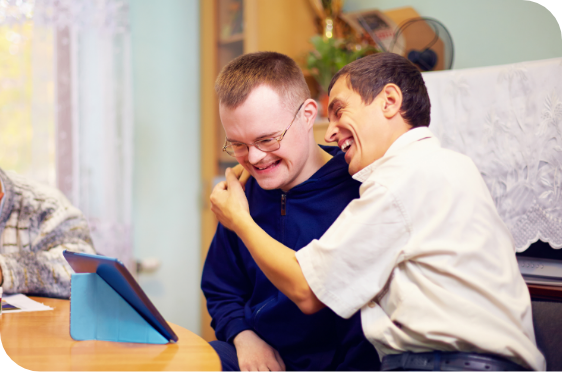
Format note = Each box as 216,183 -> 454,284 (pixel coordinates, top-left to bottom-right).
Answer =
353,126 -> 436,183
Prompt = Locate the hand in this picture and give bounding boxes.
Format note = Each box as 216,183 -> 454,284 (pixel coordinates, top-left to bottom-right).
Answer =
0,265 -> 3,286
231,164 -> 252,190
233,330 -> 286,371
210,167 -> 250,232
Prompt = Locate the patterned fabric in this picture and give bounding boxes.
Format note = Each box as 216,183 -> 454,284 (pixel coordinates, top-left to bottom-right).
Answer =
423,58 -> 562,251
0,168 -> 96,298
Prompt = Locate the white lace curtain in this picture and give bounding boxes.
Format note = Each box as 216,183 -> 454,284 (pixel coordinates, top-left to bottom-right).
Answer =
424,58 -> 562,251
0,0 -> 134,269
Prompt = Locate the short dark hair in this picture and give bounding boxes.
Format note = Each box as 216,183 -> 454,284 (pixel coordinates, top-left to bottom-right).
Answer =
328,53 -> 431,128
215,51 -> 310,112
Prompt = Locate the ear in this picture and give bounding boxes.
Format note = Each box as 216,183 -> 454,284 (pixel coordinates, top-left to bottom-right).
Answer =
301,98 -> 318,131
380,84 -> 403,119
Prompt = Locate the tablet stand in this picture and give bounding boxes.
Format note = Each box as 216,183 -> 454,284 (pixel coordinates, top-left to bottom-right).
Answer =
70,273 -> 168,344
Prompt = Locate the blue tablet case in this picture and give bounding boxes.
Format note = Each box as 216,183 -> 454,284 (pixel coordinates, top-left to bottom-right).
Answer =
70,273 -> 168,344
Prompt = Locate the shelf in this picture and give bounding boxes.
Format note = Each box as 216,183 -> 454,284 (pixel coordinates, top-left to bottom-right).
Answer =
314,119 -> 328,126
219,33 -> 244,45
313,120 -> 331,146
528,284 -> 562,301
201,0 -> 320,342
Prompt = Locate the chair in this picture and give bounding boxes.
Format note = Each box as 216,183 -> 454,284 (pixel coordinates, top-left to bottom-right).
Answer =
532,299 -> 562,371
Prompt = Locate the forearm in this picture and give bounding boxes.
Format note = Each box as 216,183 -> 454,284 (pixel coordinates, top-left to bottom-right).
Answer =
210,167 -> 324,313
0,241 -> 95,297
234,214 -> 324,314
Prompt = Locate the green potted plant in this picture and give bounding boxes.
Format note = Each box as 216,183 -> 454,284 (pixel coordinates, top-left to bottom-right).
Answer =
307,35 -> 377,117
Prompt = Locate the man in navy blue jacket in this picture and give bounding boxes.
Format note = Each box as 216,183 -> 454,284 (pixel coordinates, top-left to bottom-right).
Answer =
201,52 -> 379,371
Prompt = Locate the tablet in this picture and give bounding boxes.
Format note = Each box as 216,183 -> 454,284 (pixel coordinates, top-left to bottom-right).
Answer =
63,250 -> 178,343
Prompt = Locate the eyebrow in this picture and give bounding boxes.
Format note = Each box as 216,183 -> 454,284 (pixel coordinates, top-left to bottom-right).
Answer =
256,130 -> 283,139
226,130 -> 283,143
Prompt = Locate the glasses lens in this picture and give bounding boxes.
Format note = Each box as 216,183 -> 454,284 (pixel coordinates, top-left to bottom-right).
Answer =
255,138 -> 280,152
225,143 -> 248,157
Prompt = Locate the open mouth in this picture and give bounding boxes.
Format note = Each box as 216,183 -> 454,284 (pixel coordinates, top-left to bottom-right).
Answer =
253,159 -> 281,171
340,138 -> 355,152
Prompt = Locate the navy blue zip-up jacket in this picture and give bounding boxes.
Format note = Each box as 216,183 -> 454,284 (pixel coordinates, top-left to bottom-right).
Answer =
202,146 -> 379,371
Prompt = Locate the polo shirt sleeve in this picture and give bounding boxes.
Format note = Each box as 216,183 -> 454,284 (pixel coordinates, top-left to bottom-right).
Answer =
296,181 -> 411,319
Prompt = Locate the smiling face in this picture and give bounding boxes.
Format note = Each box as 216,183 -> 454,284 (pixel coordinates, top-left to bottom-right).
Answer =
325,77 -> 408,175
220,85 -> 316,191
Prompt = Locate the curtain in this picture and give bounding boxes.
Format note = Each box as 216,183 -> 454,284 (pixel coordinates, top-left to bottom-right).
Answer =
424,58 -> 562,251
0,0 -> 134,270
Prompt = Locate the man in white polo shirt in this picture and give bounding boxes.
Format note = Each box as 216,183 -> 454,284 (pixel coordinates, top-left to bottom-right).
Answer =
210,53 -> 546,371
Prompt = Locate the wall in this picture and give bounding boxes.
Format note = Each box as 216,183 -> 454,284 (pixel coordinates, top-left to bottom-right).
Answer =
125,0 -> 560,336
130,0 -> 201,333
343,0 -> 562,69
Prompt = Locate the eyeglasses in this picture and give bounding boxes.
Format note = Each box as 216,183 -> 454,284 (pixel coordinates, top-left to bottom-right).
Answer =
222,102 -> 305,158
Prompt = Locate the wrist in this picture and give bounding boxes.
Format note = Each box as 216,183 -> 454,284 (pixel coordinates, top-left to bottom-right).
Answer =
233,211 -> 254,236
233,329 -> 254,347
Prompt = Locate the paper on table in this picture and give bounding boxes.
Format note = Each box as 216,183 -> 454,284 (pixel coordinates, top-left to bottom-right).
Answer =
2,294 -> 54,313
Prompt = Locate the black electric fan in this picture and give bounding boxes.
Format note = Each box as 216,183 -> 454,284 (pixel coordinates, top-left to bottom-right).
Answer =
390,17 -> 454,72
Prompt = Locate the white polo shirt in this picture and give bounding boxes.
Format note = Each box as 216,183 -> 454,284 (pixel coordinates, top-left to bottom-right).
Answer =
296,127 -> 545,370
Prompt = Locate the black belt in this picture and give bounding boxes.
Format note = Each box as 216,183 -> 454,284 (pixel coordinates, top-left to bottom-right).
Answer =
381,351 -> 528,371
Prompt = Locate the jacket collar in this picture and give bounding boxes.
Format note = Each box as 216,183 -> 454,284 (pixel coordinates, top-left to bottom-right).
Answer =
248,145 -> 355,196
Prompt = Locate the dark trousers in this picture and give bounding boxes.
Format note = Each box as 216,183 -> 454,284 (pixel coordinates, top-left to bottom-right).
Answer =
381,351 -> 528,371
210,341 -> 240,371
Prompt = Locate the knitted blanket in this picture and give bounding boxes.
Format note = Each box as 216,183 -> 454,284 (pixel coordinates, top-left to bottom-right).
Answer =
0,168 -> 96,298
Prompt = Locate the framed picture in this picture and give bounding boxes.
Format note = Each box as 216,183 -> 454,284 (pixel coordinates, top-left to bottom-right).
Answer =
219,0 -> 244,41
341,9 -> 404,55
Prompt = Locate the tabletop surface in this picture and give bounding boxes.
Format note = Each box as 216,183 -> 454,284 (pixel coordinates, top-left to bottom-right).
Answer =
0,297 -> 220,371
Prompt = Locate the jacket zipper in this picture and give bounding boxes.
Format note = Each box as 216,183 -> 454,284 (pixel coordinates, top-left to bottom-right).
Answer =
281,193 -> 286,216
253,297 -> 275,323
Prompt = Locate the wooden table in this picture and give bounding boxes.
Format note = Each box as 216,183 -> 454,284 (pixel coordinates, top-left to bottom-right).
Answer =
0,297 -> 220,371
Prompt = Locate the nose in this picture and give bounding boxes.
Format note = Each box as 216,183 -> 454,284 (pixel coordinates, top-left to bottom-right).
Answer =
324,121 -> 339,144
247,145 -> 267,165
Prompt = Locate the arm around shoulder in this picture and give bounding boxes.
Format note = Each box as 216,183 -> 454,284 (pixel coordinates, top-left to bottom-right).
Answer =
210,167 -> 327,315
234,213 -> 326,315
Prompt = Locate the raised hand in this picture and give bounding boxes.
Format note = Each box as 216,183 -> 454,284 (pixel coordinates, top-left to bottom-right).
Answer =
210,167 -> 251,232
231,164 -> 251,190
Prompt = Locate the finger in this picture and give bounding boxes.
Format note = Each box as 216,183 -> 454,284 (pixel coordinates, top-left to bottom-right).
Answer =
225,168 -> 244,193
211,180 -> 227,194
209,181 -> 227,206
274,351 -> 285,371
267,361 -> 282,372
232,163 -> 244,178
238,363 -> 250,372
239,169 -> 251,190
238,360 -> 254,372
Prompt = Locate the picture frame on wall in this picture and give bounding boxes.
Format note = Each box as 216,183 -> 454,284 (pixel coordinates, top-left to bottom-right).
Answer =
341,9 -> 404,54
220,0 -> 244,41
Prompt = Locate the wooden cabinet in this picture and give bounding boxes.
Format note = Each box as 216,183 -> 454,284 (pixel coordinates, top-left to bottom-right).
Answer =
200,0 -> 318,342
